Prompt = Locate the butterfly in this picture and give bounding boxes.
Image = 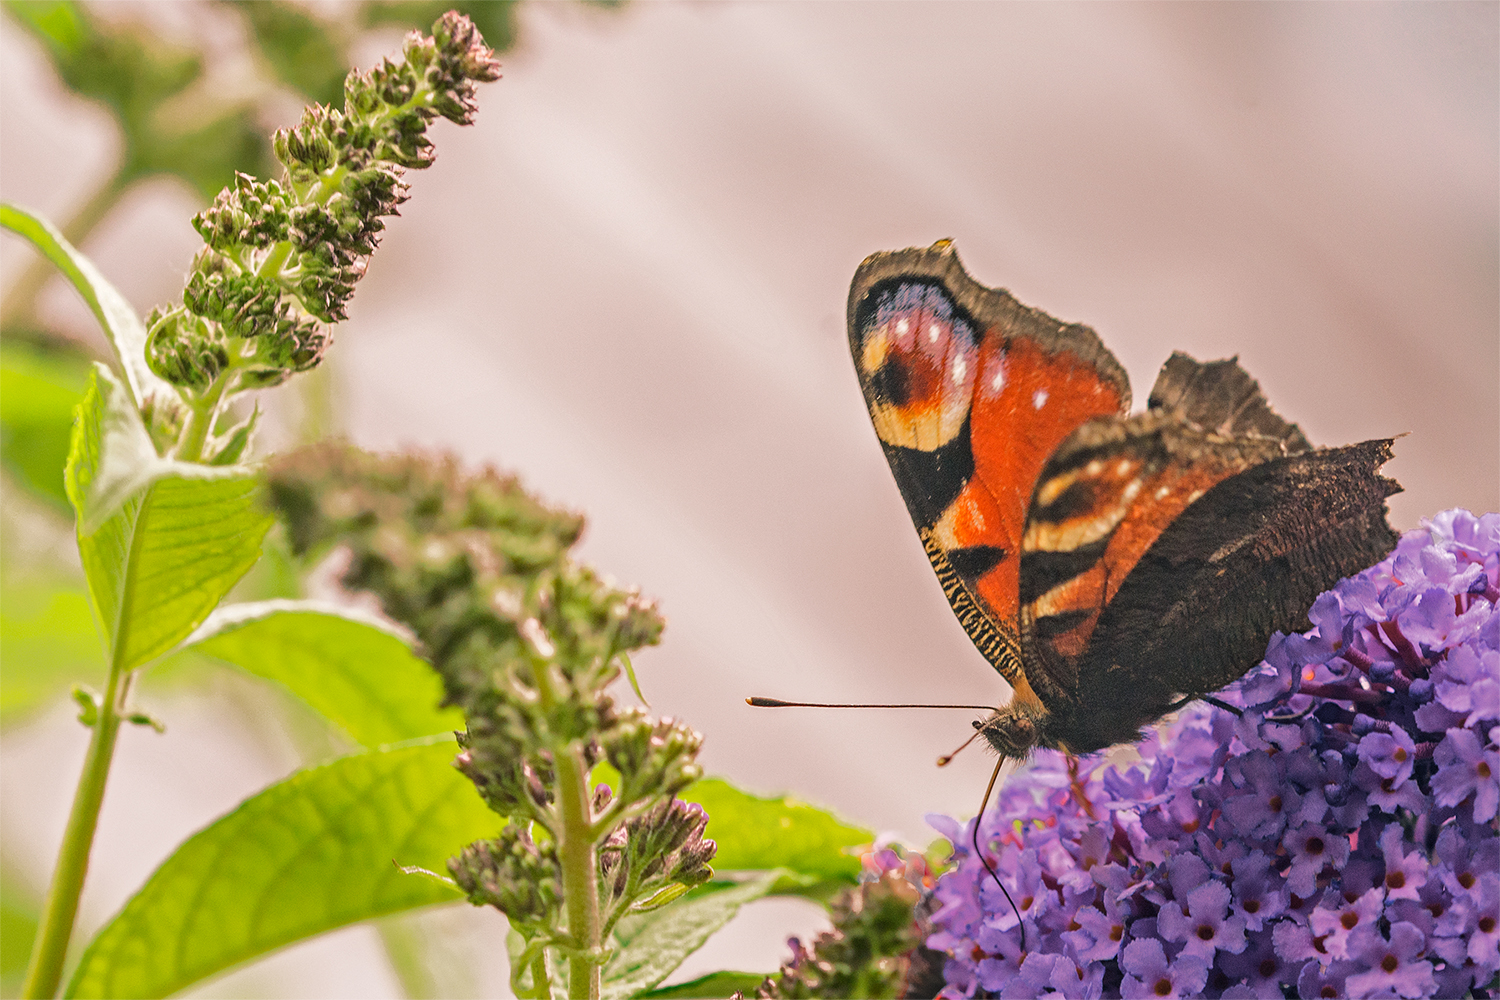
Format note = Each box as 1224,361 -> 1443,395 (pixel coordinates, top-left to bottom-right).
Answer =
845,240 -> 1402,761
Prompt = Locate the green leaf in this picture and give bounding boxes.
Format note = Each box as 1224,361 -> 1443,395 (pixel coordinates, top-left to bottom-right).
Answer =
631,881 -> 691,914
66,365 -> 272,671
3,0 -> 86,56
681,779 -> 871,887
619,650 -> 648,705
186,601 -> 461,747
637,971 -> 769,999
601,872 -> 783,1000
0,576 -> 101,720
0,341 -> 91,508
65,738 -> 497,1000
0,204 -> 174,409
206,405 -> 258,466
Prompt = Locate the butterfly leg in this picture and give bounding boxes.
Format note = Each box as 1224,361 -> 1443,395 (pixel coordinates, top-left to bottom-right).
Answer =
1165,693 -> 1244,717
1065,755 -> 1098,820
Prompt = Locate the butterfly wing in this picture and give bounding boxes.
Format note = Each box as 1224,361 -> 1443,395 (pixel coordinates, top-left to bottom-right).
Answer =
1062,437 -> 1401,750
1016,353 -> 1399,751
1016,354 -> 1312,698
847,241 -> 1130,701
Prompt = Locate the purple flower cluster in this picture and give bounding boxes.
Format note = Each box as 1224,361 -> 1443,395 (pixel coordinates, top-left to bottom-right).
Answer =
927,510 -> 1500,999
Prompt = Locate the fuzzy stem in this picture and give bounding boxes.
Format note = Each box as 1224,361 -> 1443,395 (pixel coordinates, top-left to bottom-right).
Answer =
556,741 -> 603,999
526,636 -> 604,1000
175,368 -> 235,461
21,644 -> 130,998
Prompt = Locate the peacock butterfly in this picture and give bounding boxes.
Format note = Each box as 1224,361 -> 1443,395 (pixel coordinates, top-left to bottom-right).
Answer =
844,240 -> 1402,760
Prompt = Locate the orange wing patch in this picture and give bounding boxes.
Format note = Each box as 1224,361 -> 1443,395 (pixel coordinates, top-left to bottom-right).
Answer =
847,243 -> 1131,692
963,336 -> 1126,623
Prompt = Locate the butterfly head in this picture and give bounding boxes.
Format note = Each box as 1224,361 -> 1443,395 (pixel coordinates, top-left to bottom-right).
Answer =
976,702 -> 1051,759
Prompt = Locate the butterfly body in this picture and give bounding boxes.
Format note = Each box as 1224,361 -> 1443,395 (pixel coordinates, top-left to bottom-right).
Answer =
848,241 -> 1401,757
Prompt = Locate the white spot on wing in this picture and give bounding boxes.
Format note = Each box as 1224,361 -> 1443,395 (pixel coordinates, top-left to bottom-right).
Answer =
951,354 -> 967,385
1032,388 -> 1049,409
1122,479 -> 1142,502
895,318 -> 910,336
1155,485 -> 1170,500
1086,459 -> 1104,476
990,365 -> 1006,393
1115,459 -> 1132,476
928,323 -> 942,343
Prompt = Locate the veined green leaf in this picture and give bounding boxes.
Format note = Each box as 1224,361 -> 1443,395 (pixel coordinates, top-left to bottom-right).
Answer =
65,739 -> 497,1000
637,970 -> 769,999
601,872 -> 783,1000
66,365 -> 271,671
186,601 -> 461,747
681,779 -> 871,887
0,204 -> 174,409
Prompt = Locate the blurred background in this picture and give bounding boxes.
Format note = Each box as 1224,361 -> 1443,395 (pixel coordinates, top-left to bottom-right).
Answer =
2,1 -> 1496,995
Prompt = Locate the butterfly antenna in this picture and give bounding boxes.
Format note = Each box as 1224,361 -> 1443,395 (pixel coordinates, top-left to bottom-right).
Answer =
937,724 -> 985,766
747,697 -> 995,710
973,755 -> 1027,953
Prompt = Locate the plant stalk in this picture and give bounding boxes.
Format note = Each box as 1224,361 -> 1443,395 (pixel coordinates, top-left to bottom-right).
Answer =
527,641 -> 604,1000
20,658 -> 128,999
557,741 -> 603,1000
175,370 -> 234,462
528,952 -> 551,1000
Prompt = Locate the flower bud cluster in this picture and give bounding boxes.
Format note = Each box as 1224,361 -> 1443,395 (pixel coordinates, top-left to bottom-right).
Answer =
602,711 -> 703,805
598,798 -> 716,912
450,826 -> 561,939
760,846 -> 944,999
145,13 -> 500,416
265,443 -> 714,985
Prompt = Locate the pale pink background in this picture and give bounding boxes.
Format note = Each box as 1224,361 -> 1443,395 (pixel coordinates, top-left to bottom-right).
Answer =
3,2 -> 1496,995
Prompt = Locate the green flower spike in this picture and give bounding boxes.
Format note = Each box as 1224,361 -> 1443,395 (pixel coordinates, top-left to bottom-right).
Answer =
146,13 -> 501,461
266,444 -> 715,1000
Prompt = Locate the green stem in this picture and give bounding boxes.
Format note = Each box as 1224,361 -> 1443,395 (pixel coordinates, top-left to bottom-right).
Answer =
528,952 -> 551,1000
175,369 -> 234,462
527,642 -> 603,1000
20,658 -> 128,999
556,741 -> 602,1000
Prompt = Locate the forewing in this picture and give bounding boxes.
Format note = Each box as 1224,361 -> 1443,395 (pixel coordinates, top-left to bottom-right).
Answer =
848,241 -> 1129,695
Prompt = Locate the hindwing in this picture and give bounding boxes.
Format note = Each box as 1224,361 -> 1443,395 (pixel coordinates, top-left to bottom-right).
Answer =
1017,353 -> 1313,704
